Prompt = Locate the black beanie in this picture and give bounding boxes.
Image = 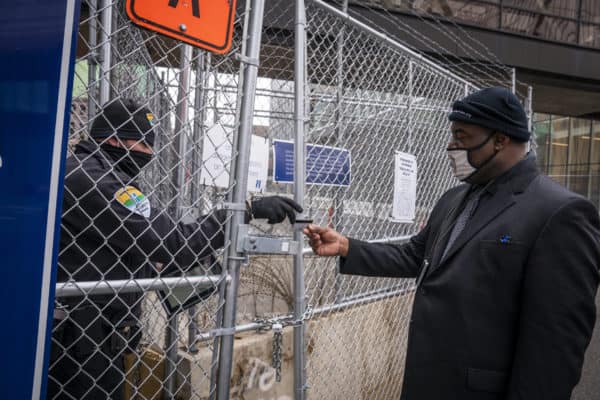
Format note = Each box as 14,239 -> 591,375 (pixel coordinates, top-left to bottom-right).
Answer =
90,98 -> 156,147
448,86 -> 530,142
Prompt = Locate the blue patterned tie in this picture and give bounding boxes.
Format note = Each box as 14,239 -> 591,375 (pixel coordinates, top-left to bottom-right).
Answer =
442,187 -> 484,260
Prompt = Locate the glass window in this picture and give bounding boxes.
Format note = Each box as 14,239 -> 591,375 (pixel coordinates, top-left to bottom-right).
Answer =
503,0 -> 577,18
549,116 -> 569,186
581,0 -> 600,23
590,121 -> 600,208
502,11 -> 576,43
533,113 -> 551,173
580,23 -> 600,48
449,1 -> 501,29
568,118 -> 592,196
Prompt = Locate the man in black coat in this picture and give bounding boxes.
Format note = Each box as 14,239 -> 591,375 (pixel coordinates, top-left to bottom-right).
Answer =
305,87 -> 600,399
48,98 -> 302,400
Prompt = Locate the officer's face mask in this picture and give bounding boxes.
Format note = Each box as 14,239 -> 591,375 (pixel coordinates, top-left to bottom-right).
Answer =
100,143 -> 153,177
446,132 -> 498,181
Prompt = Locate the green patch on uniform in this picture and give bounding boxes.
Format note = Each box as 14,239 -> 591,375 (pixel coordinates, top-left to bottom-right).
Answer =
115,186 -> 151,217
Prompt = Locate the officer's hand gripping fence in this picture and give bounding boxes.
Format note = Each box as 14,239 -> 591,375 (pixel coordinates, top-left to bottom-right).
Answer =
52,0 -> 515,399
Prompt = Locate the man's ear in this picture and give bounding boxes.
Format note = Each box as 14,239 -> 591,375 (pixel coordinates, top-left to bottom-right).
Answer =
494,132 -> 509,150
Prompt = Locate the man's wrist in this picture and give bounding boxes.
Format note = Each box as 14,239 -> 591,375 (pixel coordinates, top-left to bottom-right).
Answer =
339,236 -> 349,257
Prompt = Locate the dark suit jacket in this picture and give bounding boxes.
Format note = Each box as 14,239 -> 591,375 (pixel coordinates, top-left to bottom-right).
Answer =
340,156 -> 600,400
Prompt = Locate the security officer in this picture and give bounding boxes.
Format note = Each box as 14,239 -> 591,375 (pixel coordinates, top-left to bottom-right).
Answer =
47,98 -> 302,399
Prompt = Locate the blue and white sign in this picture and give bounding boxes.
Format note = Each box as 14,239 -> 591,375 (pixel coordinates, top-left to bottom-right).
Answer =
0,0 -> 80,398
273,140 -> 351,186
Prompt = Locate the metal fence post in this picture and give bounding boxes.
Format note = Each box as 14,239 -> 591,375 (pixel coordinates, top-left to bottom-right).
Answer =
333,0 -> 348,304
187,49 -> 210,356
216,1 -> 266,398
211,3 -> 252,397
187,51 -> 205,356
87,0 -> 98,127
408,60 -> 414,152
526,85 -> 534,154
294,0 -> 308,398
511,67 -> 516,94
526,85 -> 533,132
163,43 -> 193,398
99,0 -> 112,104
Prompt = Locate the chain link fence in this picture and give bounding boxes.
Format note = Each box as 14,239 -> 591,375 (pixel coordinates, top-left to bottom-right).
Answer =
300,1 -> 469,398
50,0 -> 525,399
51,0 -> 252,398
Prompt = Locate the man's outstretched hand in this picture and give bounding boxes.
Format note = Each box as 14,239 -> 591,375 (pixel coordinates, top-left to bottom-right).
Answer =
303,224 -> 349,257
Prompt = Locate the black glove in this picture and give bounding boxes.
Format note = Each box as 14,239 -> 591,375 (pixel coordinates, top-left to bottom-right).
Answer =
250,196 -> 303,224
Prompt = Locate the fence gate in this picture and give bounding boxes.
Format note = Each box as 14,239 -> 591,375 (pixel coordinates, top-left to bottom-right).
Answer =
50,0 -> 520,399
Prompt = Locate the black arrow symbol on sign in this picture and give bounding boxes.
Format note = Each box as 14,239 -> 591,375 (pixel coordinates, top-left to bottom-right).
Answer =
168,0 -> 200,18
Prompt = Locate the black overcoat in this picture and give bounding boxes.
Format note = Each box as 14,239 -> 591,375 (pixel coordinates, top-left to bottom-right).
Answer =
341,156 -> 600,400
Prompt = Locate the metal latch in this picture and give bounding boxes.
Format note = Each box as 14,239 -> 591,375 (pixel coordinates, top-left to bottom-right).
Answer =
217,202 -> 247,212
236,224 -> 300,255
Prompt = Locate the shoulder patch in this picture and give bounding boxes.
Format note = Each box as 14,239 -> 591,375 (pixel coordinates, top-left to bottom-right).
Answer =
115,186 -> 151,217
146,113 -> 155,125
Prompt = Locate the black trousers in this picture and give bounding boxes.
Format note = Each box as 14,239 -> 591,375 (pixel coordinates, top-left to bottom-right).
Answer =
46,316 -> 126,400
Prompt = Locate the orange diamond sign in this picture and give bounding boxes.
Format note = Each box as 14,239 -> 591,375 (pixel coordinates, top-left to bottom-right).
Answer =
126,0 -> 237,54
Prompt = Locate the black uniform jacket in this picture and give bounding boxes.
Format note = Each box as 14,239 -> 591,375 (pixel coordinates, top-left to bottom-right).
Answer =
341,155 -> 600,400
58,141 -> 224,321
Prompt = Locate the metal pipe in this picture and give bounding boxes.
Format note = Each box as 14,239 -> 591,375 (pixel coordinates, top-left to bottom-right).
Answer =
99,0 -> 112,104
511,68 -> 516,94
174,45 -> 193,215
339,283 -> 409,303
407,60 -> 414,152
54,275 -> 224,297
164,315 -> 178,398
310,0 -> 473,88
87,0 -> 98,128
208,269 -> 227,400
187,49 -> 208,355
164,44 -> 194,398
310,286 -> 411,315
333,0 -> 348,305
195,285 -> 412,342
526,85 -> 533,132
587,120 -> 594,200
294,1 -> 308,398
216,1 -> 266,398
191,50 -> 207,209
525,85 -> 534,154
211,2 -> 252,396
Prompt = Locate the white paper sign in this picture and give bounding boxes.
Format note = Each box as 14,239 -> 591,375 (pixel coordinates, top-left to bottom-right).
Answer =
247,134 -> 269,193
392,151 -> 417,223
200,124 -> 269,193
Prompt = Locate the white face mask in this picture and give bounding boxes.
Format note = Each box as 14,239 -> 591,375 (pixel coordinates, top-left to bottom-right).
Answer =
447,149 -> 477,181
446,133 -> 496,181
